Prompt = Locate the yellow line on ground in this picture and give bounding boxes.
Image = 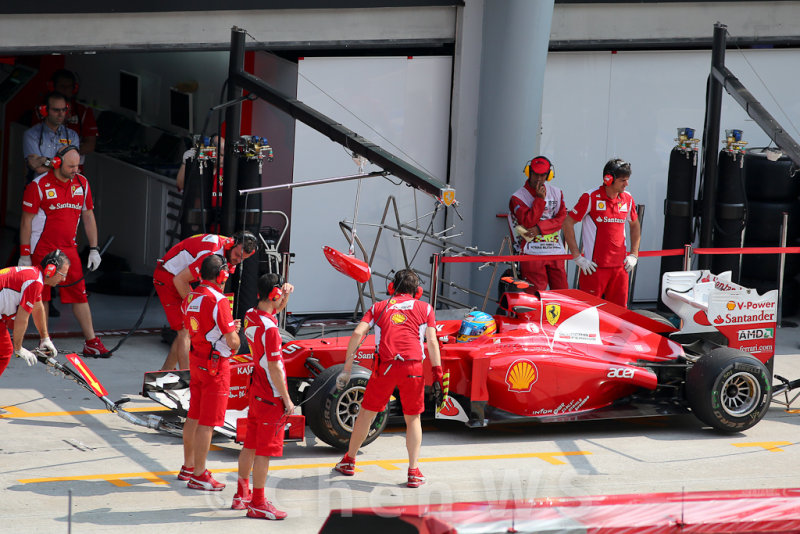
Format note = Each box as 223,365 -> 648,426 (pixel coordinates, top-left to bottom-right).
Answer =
0,405 -> 171,419
733,441 -> 792,452
19,451 -> 590,485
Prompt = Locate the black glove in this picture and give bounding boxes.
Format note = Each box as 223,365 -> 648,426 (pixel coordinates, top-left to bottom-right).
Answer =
431,365 -> 444,408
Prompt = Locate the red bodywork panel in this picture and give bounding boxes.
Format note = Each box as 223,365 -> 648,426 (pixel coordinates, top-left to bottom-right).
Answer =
278,289 -> 684,419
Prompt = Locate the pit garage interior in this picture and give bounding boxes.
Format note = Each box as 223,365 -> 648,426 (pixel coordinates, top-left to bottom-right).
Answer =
4,2 -> 800,533
2,1 -> 800,324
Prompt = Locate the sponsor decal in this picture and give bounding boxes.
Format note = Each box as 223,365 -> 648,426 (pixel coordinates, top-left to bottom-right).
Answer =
0,267 -> 11,276
596,200 -> 606,210
505,359 -> 538,393
553,396 -> 590,415
553,306 -> 602,345
25,300 -> 33,307
51,202 -> 82,210
607,367 -> 635,379
737,328 -> 774,341
596,216 -> 603,223
71,184 -> 84,196
389,298 -> 396,305
619,203 -> 628,212
714,311 -> 775,325
435,396 -> 469,423
391,300 -> 415,310
441,187 -> 456,207
45,189 -> 57,199
189,317 -> 199,333
354,350 -> 374,361
244,325 -> 258,343
601,216 -> 626,223
714,280 -> 740,291
390,312 -> 407,325
545,304 -> 561,326
282,343 -> 301,354
22,201 -> 33,207
740,344 -> 774,354
726,301 -> 736,311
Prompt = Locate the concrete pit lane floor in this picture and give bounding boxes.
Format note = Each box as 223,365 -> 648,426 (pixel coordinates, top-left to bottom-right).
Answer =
3,304 -> 800,532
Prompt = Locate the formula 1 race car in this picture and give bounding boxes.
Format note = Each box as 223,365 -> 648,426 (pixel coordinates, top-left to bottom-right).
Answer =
140,269 -> 782,450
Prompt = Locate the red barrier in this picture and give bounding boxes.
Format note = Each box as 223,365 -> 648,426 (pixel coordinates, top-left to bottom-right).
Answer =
439,246 -> 800,264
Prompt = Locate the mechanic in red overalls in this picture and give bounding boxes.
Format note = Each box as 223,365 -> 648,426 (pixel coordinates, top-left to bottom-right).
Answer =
178,254 -> 240,491
20,145 -> 110,357
0,251 -> 66,377
154,231 -> 256,370
232,273 -> 294,520
563,158 -> 641,307
334,269 -> 443,488
508,155 -> 568,291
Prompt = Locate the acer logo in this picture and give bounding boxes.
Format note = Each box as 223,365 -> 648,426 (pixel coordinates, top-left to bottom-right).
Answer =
607,367 -> 634,379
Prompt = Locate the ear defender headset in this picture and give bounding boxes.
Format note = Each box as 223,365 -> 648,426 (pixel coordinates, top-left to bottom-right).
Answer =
603,159 -> 630,186
42,249 -> 64,278
50,145 -> 80,170
523,156 -> 554,181
38,96 -> 70,120
268,276 -> 284,301
387,271 -> 424,299
214,255 -> 230,286
222,231 -> 258,252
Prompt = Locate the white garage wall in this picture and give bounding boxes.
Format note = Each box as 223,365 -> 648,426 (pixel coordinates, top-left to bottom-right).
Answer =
541,48 -> 800,301
290,56 -> 453,313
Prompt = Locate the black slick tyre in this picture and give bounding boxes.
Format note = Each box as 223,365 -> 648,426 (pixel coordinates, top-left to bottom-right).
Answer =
686,348 -> 770,432
304,363 -> 388,450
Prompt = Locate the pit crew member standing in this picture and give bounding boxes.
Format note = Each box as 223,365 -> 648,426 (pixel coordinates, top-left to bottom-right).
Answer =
508,155 -> 568,291
179,254 -> 241,491
562,158 -> 641,307
23,92 -> 80,181
154,231 -> 256,371
19,145 -> 110,357
334,269 -> 443,488
0,251 -> 65,378
232,273 -> 294,520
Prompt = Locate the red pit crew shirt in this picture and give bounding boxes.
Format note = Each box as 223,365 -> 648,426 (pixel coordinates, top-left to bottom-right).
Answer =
182,284 -> 236,358
0,267 -> 44,322
362,294 -> 436,363
159,234 -> 227,282
22,171 -> 92,254
568,186 -> 638,268
244,308 -> 285,404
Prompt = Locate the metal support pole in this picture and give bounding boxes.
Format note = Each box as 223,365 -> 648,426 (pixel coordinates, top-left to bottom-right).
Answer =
222,26 -> 246,236
699,23 -> 727,269
430,253 -> 440,310
777,212 -> 788,327
682,244 -> 693,271
280,251 -> 291,330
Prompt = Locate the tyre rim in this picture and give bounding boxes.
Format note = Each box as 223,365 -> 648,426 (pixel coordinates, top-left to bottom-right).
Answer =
721,371 -> 760,417
336,386 -> 366,432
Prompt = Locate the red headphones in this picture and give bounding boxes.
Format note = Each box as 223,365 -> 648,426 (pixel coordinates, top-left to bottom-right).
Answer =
51,145 -> 80,170
387,281 -> 423,299
268,285 -> 283,301
603,173 -> 615,186
43,249 -> 63,278
38,102 -> 70,120
603,159 -> 630,186
214,255 -> 230,286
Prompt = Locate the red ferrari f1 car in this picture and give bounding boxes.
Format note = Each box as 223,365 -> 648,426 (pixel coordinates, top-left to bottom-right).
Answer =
139,269 -> 783,450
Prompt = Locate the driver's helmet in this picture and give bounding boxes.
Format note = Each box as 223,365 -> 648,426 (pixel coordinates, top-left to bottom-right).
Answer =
457,311 -> 497,343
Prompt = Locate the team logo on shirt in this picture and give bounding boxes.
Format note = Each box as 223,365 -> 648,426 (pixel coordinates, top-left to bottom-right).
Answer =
620,203 -> 628,212
189,317 -> 199,333
71,184 -> 84,197
0,267 -> 11,276
390,313 -> 407,325
45,189 -> 57,199
596,200 -> 606,210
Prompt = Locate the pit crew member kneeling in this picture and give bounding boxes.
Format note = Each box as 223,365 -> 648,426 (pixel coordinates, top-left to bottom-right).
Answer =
333,269 -> 443,488
562,158 -> 640,307
178,254 -> 241,491
232,273 -> 294,520
0,251 -> 66,377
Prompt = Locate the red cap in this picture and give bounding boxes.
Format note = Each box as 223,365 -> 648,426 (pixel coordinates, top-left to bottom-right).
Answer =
530,156 -> 551,175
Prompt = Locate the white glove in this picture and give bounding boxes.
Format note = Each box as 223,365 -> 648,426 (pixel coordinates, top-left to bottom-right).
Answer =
18,255 -> 32,267
15,347 -> 37,366
574,255 -> 598,276
624,254 -> 638,273
182,148 -> 196,163
39,337 -> 57,357
336,370 -> 351,391
87,248 -> 101,271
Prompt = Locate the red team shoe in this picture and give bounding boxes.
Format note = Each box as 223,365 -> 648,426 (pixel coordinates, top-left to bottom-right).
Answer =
246,500 -> 287,520
187,470 -> 226,491
333,454 -> 356,476
232,479 -> 252,510
177,465 -> 193,481
83,337 -> 111,358
407,467 -> 425,488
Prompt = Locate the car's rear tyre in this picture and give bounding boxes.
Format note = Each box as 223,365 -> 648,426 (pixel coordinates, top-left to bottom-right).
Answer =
686,348 -> 770,432
304,363 -> 388,450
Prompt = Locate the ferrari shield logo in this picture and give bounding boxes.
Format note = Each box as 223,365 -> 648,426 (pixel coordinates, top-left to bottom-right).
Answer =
440,187 -> 456,207
545,304 -> 561,326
